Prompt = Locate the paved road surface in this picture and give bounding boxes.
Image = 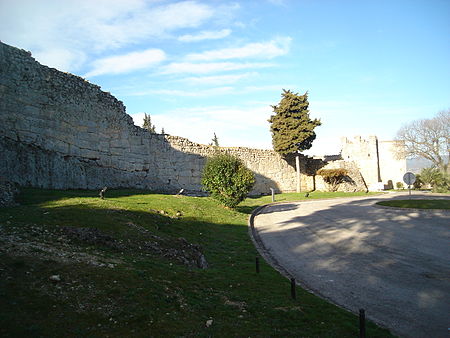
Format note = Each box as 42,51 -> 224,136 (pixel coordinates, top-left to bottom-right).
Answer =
251,193 -> 450,337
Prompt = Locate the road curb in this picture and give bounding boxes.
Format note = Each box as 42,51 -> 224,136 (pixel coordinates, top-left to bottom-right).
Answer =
372,202 -> 450,214
247,198 -> 404,337
248,203 -> 295,280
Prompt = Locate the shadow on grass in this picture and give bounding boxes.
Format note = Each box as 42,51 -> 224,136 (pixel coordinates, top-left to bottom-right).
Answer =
0,188 -> 395,337
16,187 -> 183,205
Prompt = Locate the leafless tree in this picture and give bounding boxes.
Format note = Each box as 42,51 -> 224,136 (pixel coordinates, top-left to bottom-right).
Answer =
396,109 -> 449,173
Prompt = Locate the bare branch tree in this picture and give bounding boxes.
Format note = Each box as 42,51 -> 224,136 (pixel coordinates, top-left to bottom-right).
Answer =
396,109 -> 449,173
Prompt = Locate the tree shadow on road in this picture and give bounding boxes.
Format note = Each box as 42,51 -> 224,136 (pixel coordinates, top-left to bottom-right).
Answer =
253,197 -> 450,337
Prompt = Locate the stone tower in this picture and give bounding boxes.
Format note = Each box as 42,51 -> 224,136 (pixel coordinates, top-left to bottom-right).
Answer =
341,136 -> 406,190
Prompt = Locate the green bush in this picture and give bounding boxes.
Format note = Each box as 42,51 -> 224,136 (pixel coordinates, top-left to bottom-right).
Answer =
396,181 -> 404,189
202,154 -> 255,208
413,175 -> 423,189
420,167 -> 449,192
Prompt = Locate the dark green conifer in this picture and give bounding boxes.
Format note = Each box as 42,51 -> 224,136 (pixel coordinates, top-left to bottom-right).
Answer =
211,132 -> 219,147
269,89 -> 321,156
142,113 -> 156,133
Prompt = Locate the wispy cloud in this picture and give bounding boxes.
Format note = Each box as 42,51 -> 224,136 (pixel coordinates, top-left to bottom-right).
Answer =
0,0 -> 216,72
126,82 -> 290,98
266,0 -> 287,6
185,37 -> 292,61
33,48 -> 87,73
131,104 -> 274,148
84,49 -> 166,77
178,28 -> 232,42
181,72 -> 257,85
161,62 -> 275,74
132,87 -> 234,97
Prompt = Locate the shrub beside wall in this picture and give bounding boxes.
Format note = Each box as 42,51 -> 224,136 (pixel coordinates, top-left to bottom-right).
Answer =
201,154 -> 255,208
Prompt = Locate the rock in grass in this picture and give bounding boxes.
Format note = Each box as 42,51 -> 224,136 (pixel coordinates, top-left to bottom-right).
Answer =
49,275 -> 61,282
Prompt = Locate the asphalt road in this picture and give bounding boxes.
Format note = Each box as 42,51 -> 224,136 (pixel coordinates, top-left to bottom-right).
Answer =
251,193 -> 450,337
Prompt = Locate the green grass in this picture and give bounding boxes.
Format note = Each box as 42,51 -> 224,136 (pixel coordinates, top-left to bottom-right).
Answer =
377,199 -> 450,210
0,188 -> 393,337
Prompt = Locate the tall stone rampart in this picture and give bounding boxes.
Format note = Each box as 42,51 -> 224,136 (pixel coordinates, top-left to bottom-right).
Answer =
0,42 -> 306,194
1,41 -> 160,190
165,137 -> 312,193
0,41 -> 369,194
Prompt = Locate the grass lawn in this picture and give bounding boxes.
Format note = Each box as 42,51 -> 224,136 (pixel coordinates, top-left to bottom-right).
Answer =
377,199 -> 450,210
0,188 -> 393,337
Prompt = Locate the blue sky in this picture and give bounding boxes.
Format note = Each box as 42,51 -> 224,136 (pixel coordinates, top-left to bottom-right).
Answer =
1,0 -> 449,155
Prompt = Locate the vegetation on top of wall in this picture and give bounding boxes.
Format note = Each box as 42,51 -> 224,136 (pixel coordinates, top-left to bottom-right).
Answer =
142,113 -> 157,133
317,168 -> 349,192
209,132 -> 220,147
202,154 -> 255,208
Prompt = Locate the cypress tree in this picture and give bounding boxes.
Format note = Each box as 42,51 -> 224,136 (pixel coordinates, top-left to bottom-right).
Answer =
142,113 -> 156,133
211,132 -> 219,147
269,89 -> 321,157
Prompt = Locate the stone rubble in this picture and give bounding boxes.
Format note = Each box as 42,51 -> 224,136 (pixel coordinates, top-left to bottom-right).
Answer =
0,179 -> 20,207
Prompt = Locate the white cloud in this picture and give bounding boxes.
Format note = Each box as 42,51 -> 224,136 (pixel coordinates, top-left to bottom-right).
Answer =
181,72 -> 256,85
33,48 -> 87,73
130,105 -> 274,148
185,37 -> 292,61
178,29 -> 232,42
0,0 -> 215,72
132,87 -> 234,97
130,104 -> 351,153
161,62 -> 275,74
127,82 -> 290,98
84,49 -> 166,77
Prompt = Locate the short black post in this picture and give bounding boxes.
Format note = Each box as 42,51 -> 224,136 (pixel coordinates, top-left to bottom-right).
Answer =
290,278 -> 296,299
255,257 -> 260,274
359,308 -> 366,338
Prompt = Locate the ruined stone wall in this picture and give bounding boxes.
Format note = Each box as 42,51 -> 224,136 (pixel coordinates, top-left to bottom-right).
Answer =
0,42 -> 371,194
0,42 -> 306,194
163,137 -> 334,193
1,41 -> 164,190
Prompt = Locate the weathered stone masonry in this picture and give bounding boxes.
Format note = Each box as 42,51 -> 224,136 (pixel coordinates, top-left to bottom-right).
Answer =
0,42 -> 368,194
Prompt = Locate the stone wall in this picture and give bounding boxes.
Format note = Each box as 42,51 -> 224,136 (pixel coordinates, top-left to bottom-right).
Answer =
0,42 -> 370,194
0,42 -> 307,194
1,41 -> 160,190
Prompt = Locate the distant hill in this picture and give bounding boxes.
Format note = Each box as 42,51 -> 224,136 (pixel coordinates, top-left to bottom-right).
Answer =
407,156 -> 449,173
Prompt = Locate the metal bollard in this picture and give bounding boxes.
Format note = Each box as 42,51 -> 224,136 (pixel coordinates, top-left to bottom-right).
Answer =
359,308 -> 366,338
290,278 -> 296,299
